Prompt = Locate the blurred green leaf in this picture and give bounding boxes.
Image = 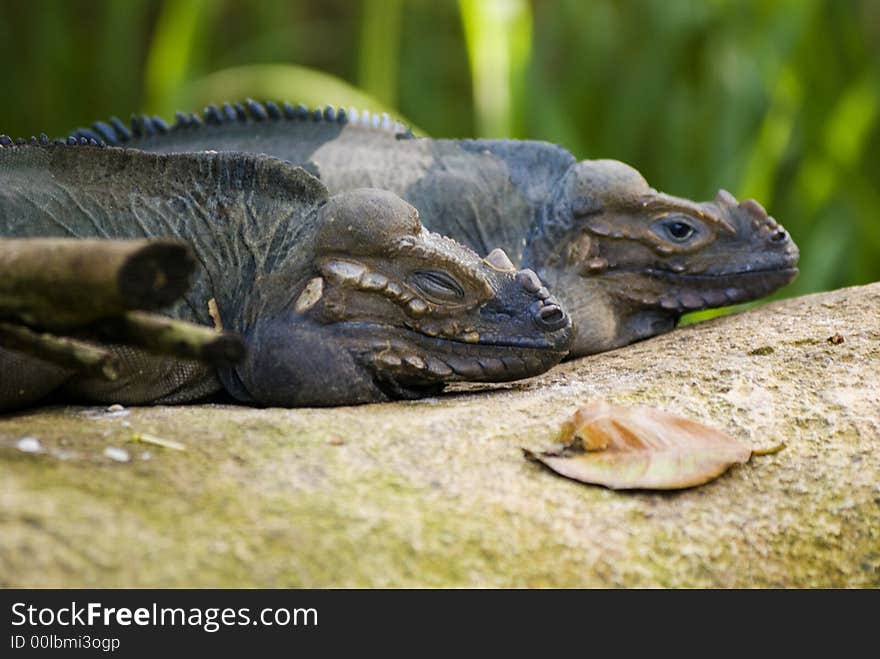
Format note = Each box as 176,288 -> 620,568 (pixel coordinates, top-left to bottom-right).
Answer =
824,75 -> 878,167
796,211 -> 855,293
796,74 -> 878,206
737,66 -> 802,207
145,0 -> 212,113
358,0 -> 403,107
176,63 -> 422,134
458,0 -> 532,138
0,0 -> 877,299
680,304 -> 754,326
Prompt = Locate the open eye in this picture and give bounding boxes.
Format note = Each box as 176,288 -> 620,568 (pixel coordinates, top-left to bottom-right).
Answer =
659,216 -> 697,242
410,270 -> 465,303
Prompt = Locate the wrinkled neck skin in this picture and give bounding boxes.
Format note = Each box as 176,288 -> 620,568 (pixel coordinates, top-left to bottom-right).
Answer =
211,213 -> 378,406
522,185 -> 669,357
220,311 -> 435,407
536,265 -> 678,357
217,241 -> 413,406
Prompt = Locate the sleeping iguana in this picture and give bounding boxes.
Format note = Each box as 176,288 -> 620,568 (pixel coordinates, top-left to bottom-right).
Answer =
68,100 -> 799,357
0,140 -> 571,411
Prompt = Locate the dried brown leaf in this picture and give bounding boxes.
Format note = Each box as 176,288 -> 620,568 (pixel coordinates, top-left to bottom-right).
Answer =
525,401 -> 752,490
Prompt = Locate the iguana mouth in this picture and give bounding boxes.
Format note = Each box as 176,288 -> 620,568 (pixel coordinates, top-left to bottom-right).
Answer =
644,266 -> 799,309
357,323 -> 569,386
649,266 -> 797,286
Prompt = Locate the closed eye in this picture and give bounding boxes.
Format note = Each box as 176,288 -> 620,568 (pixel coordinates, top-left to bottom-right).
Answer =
410,270 -> 465,302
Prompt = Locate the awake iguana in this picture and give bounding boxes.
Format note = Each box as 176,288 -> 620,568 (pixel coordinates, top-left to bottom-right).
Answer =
0,140 -> 571,411
67,100 -> 799,356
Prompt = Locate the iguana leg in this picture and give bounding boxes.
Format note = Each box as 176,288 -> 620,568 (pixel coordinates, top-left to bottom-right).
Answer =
62,345 -> 221,405
0,347 -> 72,412
0,345 -> 220,410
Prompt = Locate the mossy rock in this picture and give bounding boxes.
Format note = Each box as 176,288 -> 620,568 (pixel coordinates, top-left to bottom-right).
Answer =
2,283 -> 879,587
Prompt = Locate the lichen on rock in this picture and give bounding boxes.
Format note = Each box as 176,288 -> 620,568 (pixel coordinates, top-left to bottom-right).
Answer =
1,283 -> 878,587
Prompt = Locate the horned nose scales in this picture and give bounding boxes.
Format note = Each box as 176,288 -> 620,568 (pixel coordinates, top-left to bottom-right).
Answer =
738,197 -> 791,246
483,247 -> 516,273
482,248 -> 567,331
716,189 -> 791,246
516,267 -> 568,331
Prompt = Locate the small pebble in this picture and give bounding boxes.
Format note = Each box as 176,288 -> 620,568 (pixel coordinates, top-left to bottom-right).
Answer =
121,421 -> 132,428
327,436 -> 345,446
16,437 -> 42,453
85,404 -> 129,420
140,451 -> 152,461
103,446 -> 130,462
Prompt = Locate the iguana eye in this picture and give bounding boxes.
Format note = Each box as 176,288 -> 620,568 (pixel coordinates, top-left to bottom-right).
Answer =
410,270 -> 465,302
659,217 -> 697,242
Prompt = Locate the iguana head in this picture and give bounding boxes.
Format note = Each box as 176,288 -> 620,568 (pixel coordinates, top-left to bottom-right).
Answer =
527,160 -> 799,357
232,189 -> 571,406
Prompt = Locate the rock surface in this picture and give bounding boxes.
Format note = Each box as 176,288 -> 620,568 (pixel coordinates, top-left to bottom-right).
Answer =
1,283 -> 878,587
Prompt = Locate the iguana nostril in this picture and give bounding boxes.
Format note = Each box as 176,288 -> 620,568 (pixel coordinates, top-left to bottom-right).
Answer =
531,301 -> 567,331
539,305 -> 566,329
770,229 -> 787,243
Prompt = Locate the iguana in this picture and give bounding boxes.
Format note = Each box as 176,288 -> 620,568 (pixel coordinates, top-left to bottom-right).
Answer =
67,100 -> 799,357
0,140 -> 571,410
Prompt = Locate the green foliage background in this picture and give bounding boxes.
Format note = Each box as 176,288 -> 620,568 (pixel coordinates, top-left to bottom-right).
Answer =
1,0 -> 877,300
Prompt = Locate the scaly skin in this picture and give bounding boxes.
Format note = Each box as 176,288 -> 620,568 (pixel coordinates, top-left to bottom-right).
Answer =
65,101 -> 799,356
0,141 -> 570,410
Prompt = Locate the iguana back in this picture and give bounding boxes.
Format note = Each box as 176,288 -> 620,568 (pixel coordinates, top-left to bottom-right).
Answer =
68,102 -> 574,262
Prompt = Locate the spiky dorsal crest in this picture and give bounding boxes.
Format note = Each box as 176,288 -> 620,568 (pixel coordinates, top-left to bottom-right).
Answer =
66,99 -> 414,147
0,133 -> 106,149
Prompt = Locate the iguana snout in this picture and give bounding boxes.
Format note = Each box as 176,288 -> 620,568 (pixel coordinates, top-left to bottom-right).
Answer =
674,189 -> 800,303
232,189 -> 572,406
